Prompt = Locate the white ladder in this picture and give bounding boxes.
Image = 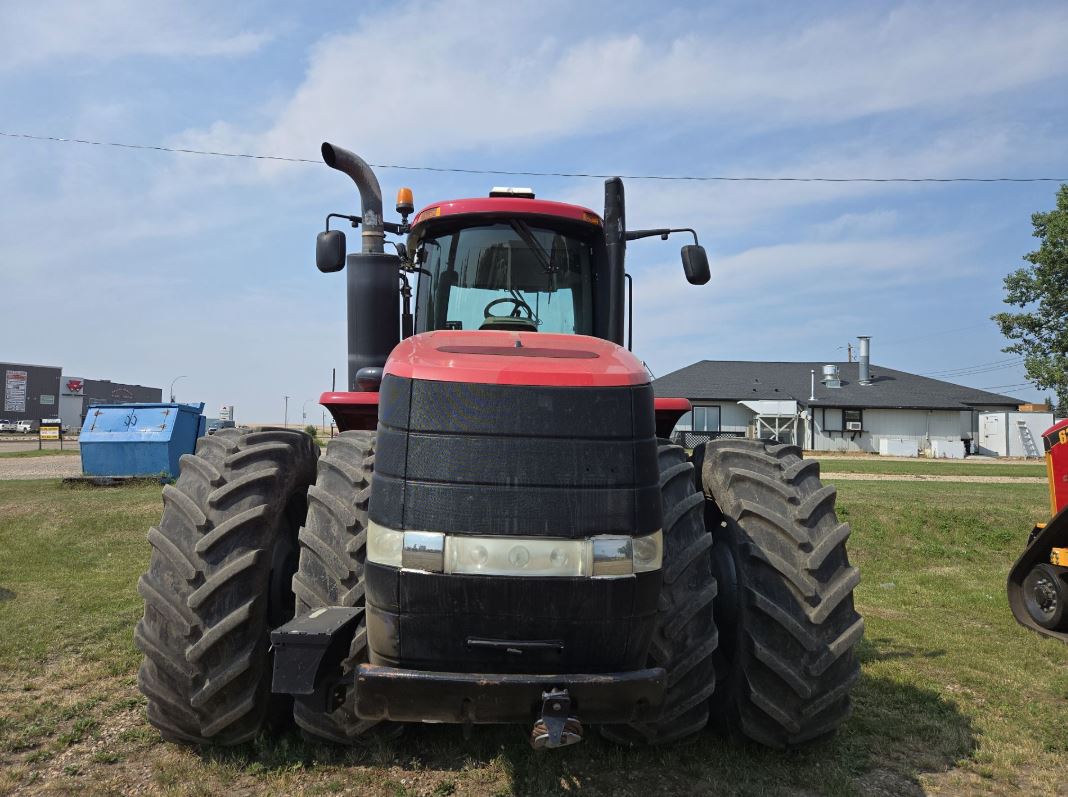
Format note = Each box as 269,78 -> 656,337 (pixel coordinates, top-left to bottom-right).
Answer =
1017,419 -> 1041,458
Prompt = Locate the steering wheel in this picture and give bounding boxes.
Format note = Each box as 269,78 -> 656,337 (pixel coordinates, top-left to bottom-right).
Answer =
484,296 -> 534,322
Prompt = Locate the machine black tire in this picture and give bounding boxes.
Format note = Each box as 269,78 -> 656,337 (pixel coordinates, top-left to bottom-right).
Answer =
1022,562 -> 1068,631
291,431 -> 391,744
698,439 -> 863,749
134,428 -> 318,745
600,442 -> 719,746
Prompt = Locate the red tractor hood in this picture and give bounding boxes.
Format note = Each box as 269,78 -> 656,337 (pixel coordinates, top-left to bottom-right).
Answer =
383,330 -> 650,388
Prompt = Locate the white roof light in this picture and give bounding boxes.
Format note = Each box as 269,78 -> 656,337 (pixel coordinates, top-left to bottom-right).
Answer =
489,186 -> 536,198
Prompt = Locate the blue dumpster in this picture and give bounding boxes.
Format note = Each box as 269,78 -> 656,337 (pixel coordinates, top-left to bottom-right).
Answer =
80,402 -> 205,479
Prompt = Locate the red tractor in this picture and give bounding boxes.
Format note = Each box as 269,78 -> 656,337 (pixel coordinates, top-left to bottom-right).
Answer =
1008,418 -> 1068,641
135,143 -> 862,749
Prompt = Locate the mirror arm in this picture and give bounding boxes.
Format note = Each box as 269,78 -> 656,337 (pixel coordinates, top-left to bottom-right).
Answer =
326,212 -> 361,231
625,227 -> 699,245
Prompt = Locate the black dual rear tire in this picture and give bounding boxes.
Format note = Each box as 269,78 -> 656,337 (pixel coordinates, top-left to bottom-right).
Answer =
698,439 -> 863,749
600,443 -> 719,745
603,438 -> 862,749
291,431 -> 393,744
135,428 -> 318,745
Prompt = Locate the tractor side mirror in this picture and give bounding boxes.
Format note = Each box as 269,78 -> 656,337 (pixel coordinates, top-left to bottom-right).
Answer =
316,229 -> 346,273
681,245 -> 710,285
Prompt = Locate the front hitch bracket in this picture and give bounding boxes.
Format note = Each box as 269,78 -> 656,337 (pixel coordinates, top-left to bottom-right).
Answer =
530,688 -> 583,749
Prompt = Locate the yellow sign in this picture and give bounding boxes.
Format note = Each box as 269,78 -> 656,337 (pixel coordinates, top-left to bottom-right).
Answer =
39,427 -> 60,440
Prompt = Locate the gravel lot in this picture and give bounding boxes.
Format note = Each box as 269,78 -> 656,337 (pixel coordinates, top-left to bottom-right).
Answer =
821,471 -> 1046,484
0,455 -> 83,480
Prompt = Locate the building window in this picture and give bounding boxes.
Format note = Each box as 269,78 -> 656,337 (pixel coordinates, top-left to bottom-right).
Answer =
843,409 -> 863,431
692,405 -> 721,432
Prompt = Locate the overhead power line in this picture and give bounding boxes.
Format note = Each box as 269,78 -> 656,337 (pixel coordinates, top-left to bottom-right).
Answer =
920,357 -> 1026,377
2,131 -> 1067,183
971,381 -> 1034,390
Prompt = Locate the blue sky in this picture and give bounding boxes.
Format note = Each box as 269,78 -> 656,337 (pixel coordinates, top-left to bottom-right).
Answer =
2,0 -> 1067,423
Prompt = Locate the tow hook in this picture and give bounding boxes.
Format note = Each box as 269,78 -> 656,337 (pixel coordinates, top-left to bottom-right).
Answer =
530,688 -> 583,749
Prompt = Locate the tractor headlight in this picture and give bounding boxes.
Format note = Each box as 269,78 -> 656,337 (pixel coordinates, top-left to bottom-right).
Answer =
589,531 -> 663,576
366,523 -> 662,577
631,531 -> 663,573
367,521 -> 403,567
445,536 -> 587,577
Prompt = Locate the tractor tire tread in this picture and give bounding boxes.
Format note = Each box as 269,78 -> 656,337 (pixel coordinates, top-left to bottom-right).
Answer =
701,438 -> 863,749
291,431 -> 388,744
135,428 -> 318,745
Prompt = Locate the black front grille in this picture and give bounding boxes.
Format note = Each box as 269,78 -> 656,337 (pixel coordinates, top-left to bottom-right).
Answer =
370,375 -> 661,537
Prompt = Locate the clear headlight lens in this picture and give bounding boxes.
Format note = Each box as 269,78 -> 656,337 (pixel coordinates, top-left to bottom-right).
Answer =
632,530 -> 663,572
446,536 -> 587,577
366,521 -> 403,567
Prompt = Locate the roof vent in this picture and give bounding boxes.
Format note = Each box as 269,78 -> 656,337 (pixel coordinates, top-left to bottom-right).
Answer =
489,186 -> 535,199
821,364 -> 841,389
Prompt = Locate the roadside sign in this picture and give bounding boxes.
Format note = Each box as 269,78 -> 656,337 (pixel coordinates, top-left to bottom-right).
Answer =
40,427 -> 60,440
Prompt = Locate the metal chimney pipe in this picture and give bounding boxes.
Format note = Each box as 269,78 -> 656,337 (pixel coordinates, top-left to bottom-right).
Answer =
810,369 -> 816,401
858,336 -> 871,385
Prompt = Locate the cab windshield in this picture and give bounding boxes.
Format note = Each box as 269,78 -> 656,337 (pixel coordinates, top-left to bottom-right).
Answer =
413,220 -> 595,335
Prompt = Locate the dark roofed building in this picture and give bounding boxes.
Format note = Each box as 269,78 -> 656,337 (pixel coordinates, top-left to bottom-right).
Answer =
653,359 -> 1022,454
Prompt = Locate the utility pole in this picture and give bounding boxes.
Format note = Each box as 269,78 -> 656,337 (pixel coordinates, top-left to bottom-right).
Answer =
283,395 -> 290,429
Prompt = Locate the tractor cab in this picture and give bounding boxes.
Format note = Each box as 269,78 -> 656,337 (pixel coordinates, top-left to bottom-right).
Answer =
406,196 -> 605,337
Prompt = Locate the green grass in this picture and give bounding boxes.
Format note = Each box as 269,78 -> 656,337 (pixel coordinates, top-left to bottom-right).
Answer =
0,448 -> 80,459
816,458 -> 1047,478
0,478 -> 1065,796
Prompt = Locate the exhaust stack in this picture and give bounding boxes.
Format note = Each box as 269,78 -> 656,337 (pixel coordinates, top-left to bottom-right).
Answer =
321,142 -> 399,390
858,336 -> 872,385
321,142 -> 385,254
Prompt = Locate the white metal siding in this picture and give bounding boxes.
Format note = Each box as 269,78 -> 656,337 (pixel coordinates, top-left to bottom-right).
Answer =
811,408 -> 965,453
719,403 -> 752,433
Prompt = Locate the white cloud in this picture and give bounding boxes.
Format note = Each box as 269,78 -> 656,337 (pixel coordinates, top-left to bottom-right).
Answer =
0,1 -> 270,69
626,229 -> 979,377
810,211 -> 900,240
177,1 -> 1068,169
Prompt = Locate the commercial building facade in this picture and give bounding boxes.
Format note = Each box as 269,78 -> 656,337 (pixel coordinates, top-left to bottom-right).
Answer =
2,361 -> 161,430
654,359 -> 1025,456
1,362 -> 62,426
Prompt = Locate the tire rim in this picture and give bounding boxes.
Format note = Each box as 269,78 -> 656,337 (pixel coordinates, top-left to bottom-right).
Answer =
1027,573 -> 1059,623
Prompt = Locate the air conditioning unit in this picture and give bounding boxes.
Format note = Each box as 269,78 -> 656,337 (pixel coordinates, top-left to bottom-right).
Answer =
846,421 -> 863,431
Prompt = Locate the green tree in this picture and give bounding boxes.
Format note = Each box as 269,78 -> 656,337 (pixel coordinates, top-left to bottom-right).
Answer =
993,185 -> 1068,415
